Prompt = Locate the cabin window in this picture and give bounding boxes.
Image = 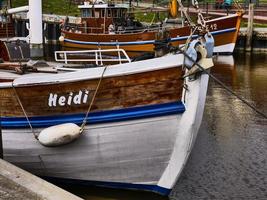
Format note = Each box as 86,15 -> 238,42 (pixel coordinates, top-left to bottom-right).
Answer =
0,15 -> 7,23
95,11 -> 100,18
81,9 -> 92,18
120,10 -> 126,18
101,10 -> 105,18
107,9 -> 111,18
113,10 -> 118,18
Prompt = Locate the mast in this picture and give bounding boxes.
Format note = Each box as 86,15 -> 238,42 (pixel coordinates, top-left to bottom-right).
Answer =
28,0 -> 43,58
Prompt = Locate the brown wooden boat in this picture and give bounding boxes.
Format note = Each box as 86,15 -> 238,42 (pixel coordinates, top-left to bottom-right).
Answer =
59,0 -> 243,57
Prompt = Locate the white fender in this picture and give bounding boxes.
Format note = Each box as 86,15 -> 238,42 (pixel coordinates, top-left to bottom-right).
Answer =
38,123 -> 81,147
59,36 -> 65,42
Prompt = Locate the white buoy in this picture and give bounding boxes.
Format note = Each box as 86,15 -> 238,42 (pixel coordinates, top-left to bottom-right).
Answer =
38,123 -> 81,147
59,36 -> 65,42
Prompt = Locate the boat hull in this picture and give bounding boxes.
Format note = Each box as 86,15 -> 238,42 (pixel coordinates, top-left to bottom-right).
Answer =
0,54 -> 209,195
2,115 -> 180,195
60,13 -> 242,56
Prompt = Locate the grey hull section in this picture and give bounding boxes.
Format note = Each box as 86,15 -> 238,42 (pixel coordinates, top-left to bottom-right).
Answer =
2,115 -> 180,185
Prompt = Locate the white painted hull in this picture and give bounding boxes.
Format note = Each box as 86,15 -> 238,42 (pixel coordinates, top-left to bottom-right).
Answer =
213,43 -> 236,54
2,72 -> 209,195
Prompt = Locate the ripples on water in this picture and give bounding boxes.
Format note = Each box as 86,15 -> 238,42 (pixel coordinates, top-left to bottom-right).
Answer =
170,52 -> 267,200
53,53 -> 267,200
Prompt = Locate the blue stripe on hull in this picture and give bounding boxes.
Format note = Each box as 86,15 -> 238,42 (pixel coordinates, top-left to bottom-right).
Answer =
1,101 -> 185,128
64,38 -> 155,46
64,28 -> 237,46
170,27 -> 237,42
43,176 -> 171,196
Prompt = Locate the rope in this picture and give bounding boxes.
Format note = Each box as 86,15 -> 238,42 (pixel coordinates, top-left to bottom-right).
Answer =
233,0 -> 243,12
176,0 -> 194,26
12,83 -> 39,140
149,13 -> 156,26
80,65 -> 108,133
11,64 -> 108,138
177,47 -> 267,119
184,26 -> 198,50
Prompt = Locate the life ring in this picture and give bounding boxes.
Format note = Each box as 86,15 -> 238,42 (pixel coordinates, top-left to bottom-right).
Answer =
169,0 -> 178,18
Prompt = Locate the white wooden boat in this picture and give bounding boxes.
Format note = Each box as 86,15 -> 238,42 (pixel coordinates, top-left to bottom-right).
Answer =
0,36 -> 213,195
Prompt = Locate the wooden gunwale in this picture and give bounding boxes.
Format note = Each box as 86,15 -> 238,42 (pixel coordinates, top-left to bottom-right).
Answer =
9,54 -> 184,87
0,56 -> 185,118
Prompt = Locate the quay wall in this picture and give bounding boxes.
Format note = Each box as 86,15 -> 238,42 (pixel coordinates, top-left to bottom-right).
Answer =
0,159 -> 83,200
236,28 -> 267,52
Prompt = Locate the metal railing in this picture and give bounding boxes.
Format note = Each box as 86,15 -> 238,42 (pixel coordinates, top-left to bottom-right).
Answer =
64,24 -> 162,34
54,48 -> 131,66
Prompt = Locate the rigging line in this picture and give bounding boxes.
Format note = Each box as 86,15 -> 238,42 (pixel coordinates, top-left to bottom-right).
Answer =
11,82 -> 39,139
80,65 -> 108,133
177,47 -> 267,119
67,0 -> 72,16
176,0 -> 194,26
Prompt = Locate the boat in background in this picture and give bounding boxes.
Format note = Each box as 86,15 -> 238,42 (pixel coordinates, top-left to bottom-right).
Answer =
0,11 -> 15,38
59,0 -> 243,57
0,2 -> 30,62
0,32 -> 214,195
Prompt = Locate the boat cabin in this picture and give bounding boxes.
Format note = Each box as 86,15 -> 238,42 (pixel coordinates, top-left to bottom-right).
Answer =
76,0 -> 143,34
0,15 -> 15,38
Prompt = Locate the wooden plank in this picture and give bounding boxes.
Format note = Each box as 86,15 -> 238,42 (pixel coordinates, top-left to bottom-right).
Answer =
0,67 -> 183,117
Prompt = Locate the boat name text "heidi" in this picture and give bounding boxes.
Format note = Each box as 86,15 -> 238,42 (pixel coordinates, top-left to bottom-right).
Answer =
48,90 -> 89,107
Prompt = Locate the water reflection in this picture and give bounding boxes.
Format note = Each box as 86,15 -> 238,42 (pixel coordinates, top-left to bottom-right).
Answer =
212,55 -> 239,88
170,52 -> 267,199
213,53 -> 267,115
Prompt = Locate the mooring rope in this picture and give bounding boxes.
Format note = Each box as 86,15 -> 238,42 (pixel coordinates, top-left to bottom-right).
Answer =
11,82 -> 39,139
80,65 -> 108,133
177,47 -> 267,119
11,65 -> 108,139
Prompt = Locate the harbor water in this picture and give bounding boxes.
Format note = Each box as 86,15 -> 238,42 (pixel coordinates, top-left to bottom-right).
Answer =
47,52 -> 267,199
